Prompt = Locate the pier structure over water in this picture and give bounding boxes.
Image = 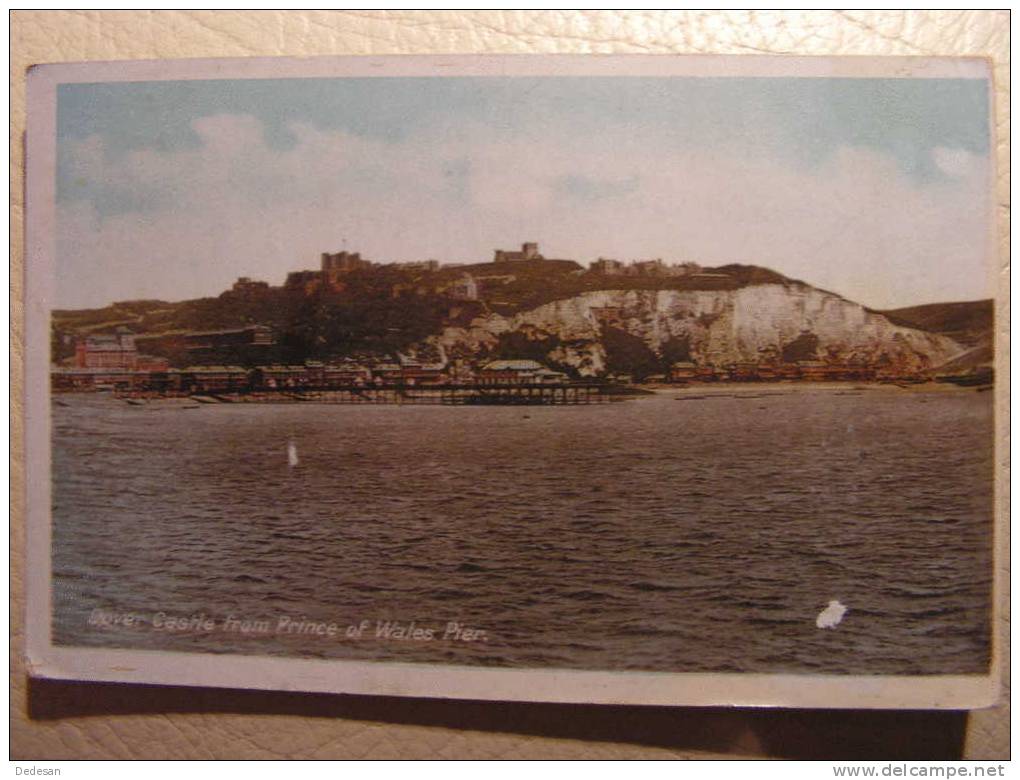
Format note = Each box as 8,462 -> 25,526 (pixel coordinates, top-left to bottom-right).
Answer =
124,382 -> 613,406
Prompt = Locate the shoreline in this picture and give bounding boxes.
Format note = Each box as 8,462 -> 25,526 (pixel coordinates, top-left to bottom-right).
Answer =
635,380 -> 991,395
51,379 -> 993,406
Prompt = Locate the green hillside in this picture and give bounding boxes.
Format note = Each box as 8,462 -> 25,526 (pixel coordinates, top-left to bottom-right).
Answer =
879,300 -> 993,348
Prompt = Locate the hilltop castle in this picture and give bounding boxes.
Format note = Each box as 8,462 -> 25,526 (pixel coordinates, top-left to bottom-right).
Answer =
321,250 -> 371,285
493,242 -> 543,263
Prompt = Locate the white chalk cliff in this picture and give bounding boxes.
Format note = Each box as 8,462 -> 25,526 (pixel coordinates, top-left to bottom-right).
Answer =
431,284 -> 965,376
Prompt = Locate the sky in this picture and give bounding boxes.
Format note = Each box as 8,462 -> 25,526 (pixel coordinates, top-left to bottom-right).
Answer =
55,76 -> 994,310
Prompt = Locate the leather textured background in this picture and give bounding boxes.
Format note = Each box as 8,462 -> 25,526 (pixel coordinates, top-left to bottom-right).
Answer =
10,10 -> 1010,760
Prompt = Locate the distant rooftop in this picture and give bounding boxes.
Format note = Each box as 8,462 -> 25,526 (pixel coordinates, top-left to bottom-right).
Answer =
483,359 -> 546,371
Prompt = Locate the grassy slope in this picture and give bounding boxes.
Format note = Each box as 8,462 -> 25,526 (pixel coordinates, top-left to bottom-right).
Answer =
878,300 -> 993,348
876,300 -> 994,373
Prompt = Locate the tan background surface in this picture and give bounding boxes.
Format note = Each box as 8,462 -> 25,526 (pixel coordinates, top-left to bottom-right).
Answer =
10,10 -> 1010,760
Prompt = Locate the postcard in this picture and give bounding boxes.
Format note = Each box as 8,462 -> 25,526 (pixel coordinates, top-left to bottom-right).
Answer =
23,54 -> 1000,708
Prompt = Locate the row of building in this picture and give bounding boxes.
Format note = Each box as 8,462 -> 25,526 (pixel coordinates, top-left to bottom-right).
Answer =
69,325 -> 276,370
52,358 -> 572,394
277,248 -> 486,300
238,243 -> 743,304
587,257 -> 735,284
666,360 -> 917,383
72,328 -> 169,370
64,327 -> 925,392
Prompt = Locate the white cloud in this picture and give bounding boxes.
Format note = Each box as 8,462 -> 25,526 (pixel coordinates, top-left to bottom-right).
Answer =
56,114 -> 994,310
932,146 -> 979,178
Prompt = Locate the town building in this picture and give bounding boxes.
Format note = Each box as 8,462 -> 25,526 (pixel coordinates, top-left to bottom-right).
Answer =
301,361 -> 327,385
255,365 -> 308,388
230,277 -> 270,297
283,250 -> 374,294
590,258 -> 625,275
477,359 -> 568,385
397,362 -> 447,386
73,327 -> 169,372
696,365 -> 720,382
371,363 -> 404,384
181,325 -> 273,351
74,327 -> 138,369
161,325 -> 276,365
668,361 -> 698,382
589,259 -> 709,279
321,250 -> 372,283
322,363 -> 372,387
796,360 -> 829,381
628,259 -> 669,277
493,242 -> 543,263
446,359 -> 476,384
446,273 -> 479,301
731,362 -> 761,382
180,365 -> 250,393
775,363 -> 801,381
394,260 -> 440,273
52,367 -> 138,392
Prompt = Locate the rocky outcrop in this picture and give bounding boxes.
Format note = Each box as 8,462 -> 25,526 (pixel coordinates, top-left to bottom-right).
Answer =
431,284 -> 966,377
